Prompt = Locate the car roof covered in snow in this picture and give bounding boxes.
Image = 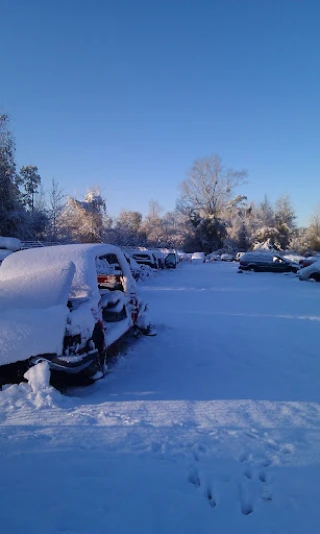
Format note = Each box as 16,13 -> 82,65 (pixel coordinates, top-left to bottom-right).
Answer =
0,236 -> 21,252
241,251 -> 284,260
0,243 -> 135,301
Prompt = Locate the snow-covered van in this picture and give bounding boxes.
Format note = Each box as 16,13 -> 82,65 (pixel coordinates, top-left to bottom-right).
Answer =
0,244 -> 152,386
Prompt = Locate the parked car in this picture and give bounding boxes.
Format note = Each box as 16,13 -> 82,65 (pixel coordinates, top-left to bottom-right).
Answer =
221,253 -> 234,262
131,251 -> 158,269
149,249 -> 166,269
0,244 -> 151,386
191,252 -> 205,263
207,253 -> 221,261
298,260 -> 320,282
123,253 -> 142,281
239,252 -> 299,273
235,252 -> 246,261
0,236 -> 21,266
299,256 -> 320,269
164,252 -> 177,269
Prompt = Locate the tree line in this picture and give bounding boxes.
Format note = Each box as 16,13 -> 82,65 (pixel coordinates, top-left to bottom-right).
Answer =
1,113 -> 319,253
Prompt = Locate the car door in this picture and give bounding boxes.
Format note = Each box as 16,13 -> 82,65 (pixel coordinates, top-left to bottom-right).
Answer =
272,256 -> 286,272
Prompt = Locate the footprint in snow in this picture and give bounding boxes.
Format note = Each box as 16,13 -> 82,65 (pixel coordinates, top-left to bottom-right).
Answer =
188,468 -> 217,510
239,459 -> 273,514
239,452 -> 250,463
206,487 -> 217,508
188,469 -> 201,488
192,443 -> 207,462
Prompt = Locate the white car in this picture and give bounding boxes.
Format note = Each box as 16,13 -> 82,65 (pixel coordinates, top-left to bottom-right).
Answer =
0,236 -> 21,266
221,253 -> 234,262
191,252 -> 205,263
298,260 -> 320,282
0,244 -> 151,386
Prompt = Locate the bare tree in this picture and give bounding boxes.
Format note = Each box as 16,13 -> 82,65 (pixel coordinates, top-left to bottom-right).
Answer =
47,179 -> 65,241
179,154 -> 247,251
180,154 -> 247,218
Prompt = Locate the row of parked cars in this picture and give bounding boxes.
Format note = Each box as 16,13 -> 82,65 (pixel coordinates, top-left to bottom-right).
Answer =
237,250 -> 320,280
0,240 -> 179,388
188,246 -> 320,280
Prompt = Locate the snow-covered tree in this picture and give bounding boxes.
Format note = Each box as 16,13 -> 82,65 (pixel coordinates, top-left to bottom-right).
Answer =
304,210 -> 320,252
274,194 -> 296,249
114,210 -> 143,246
178,154 -> 247,251
140,199 -> 164,246
59,188 -> 106,243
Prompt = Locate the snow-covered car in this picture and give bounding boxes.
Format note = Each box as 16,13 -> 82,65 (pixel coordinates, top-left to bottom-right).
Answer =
298,256 -> 320,269
209,253 -> 221,261
191,252 -> 205,263
123,253 -> 142,281
239,252 -> 299,273
131,251 -> 158,270
221,253 -> 234,262
149,249 -> 166,269
0,244 -> 151,385
235,251 -> 246,261
164,252 -> 177,269
0,236 -> 21,266
298,260 -> 320,282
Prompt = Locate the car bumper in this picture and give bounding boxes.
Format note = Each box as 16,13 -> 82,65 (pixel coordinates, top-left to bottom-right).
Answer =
30,349 -> 99,374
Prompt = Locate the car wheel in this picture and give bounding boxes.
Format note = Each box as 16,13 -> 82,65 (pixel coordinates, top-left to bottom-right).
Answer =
309,273 -> 320,282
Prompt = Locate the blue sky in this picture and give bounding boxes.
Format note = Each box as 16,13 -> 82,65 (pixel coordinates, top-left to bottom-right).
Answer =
1,0 -> 320,225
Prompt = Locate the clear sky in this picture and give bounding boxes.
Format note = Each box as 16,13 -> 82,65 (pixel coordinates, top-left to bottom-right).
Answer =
1,0 -> 320,225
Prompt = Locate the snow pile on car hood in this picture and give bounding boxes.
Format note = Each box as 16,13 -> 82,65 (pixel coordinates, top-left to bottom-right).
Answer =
0,262 -> 75,366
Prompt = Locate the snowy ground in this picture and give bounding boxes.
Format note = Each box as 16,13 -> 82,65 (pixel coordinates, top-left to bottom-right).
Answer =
1,262 -> 320,533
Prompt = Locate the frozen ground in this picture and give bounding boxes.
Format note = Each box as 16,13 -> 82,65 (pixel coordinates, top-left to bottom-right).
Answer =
1,262 -> 320,533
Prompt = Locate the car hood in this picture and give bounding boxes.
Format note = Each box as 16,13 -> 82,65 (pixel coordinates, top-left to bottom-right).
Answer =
0,262 -> 75,366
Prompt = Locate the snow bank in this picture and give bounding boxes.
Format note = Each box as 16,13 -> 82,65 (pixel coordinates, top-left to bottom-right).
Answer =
24,361 -> 50,391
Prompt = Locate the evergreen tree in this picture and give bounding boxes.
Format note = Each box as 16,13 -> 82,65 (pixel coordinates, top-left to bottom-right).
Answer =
0,114 -> 20,235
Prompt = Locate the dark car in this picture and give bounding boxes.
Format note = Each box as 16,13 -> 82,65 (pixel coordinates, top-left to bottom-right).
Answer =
164,253 -> 177,269
239,252 -> 299,273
